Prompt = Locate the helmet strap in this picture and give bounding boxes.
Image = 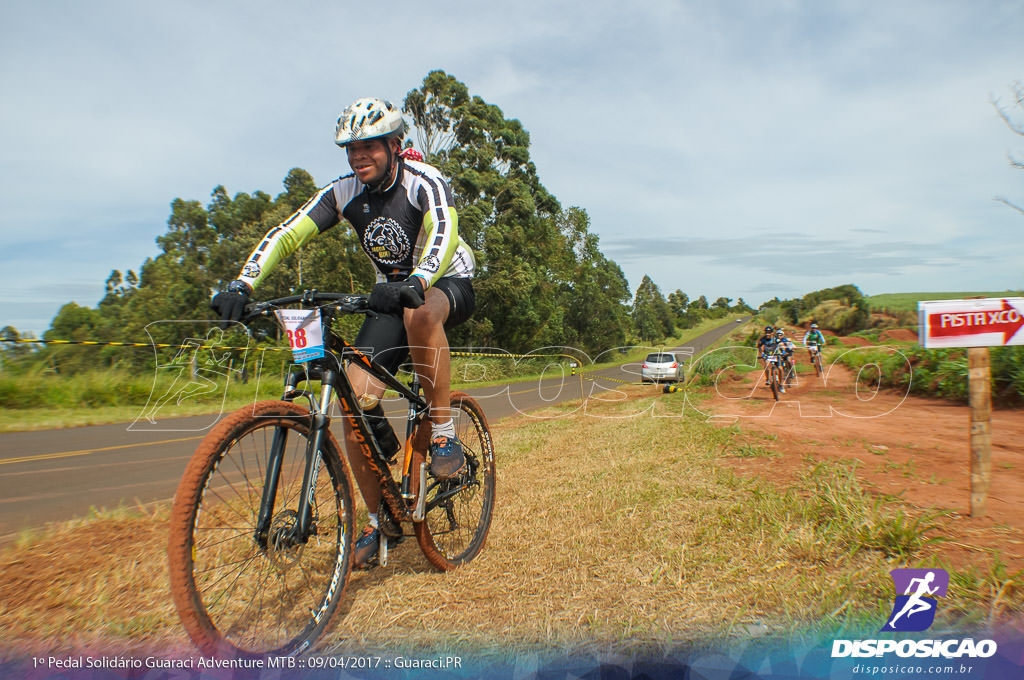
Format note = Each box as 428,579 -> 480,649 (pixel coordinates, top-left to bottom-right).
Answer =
369,138 -> 401,193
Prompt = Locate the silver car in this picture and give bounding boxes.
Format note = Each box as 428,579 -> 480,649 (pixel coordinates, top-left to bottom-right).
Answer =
641,352 -> 683,384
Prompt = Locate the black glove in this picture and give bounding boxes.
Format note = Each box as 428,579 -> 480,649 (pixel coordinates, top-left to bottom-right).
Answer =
210,280 -> 251,329
368,278 -> 425,314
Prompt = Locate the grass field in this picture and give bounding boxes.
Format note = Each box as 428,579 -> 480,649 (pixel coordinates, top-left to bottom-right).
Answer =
867,290 -> 1024,312
1,384 -> 1019,661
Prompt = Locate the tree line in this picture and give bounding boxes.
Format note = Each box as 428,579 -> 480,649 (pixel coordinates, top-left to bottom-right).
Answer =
2,71 -> 746,374
756,284 -> 870,334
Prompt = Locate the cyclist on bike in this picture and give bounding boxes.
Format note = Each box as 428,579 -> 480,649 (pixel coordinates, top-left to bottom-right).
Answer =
756,326 -> 776,386
211,97 -> 475,568
802,323 -> 826,361
775,328 -> 797,390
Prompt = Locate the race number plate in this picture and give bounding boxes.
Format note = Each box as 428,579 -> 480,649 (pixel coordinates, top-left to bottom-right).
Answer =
274,308 -> 325,363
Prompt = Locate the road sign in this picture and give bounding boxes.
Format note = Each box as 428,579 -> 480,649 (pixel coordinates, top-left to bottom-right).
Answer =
918,297 -> 1024,348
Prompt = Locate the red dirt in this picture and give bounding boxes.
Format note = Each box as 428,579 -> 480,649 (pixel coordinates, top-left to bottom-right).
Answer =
697,359 -> 1024,572
834,336 -> 871,346
879,328 -> 918,342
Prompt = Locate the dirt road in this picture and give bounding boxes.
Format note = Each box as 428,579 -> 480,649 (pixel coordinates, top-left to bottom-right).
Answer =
696,358 -> 1024,571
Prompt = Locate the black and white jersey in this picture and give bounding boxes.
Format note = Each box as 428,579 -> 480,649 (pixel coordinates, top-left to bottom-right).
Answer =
238,159 -> 474,290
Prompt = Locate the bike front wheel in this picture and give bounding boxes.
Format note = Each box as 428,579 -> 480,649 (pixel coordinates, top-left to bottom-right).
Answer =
168,400 -> 354,657
412,392 -> 496,571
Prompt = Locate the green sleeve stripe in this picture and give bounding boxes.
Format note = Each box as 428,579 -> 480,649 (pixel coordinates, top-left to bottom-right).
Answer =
415,206 -> 459,287
240,216 -> 320,289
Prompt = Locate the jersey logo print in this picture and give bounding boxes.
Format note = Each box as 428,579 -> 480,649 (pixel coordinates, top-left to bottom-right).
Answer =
241,262 -> 261,279
364,217 -> 410,264
419,254 -> 442,273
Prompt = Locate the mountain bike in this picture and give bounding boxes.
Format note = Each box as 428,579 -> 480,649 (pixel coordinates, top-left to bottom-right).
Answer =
762,351 -> 782,401
779,350 -> 796,387
167,291 -> 496,658
807,342 -> 823,378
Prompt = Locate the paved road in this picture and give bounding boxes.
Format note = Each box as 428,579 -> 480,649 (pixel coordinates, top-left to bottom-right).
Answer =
0,318 -> 748,545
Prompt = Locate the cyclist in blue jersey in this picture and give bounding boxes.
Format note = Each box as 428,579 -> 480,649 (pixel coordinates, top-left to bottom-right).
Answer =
212,97 -> 474,568
803,323 -> 826,362
775,328 -> 797,390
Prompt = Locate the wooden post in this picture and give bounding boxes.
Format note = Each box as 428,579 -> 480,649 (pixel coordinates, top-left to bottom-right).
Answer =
968,347 -> 992,518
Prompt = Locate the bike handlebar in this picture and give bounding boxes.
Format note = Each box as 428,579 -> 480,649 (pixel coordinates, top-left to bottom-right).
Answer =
242,291 -> 370,322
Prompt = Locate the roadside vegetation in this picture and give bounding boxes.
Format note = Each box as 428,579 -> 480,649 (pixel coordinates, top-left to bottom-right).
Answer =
0,354 -> 564,432
686,322 -> 761,385
1,384 -> 1019,659
832,344 -> 1024,406
0,315 -> 747,432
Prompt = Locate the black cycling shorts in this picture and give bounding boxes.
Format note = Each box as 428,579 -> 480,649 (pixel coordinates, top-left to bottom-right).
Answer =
353,277 -> 475,375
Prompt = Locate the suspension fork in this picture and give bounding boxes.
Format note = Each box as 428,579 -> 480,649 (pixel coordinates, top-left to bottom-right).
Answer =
251,370 -> 336,548
253,371 -> 301,548
253,424 -> 288,549
294,369 -> 337,541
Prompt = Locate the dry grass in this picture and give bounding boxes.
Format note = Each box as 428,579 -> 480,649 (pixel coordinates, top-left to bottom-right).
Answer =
0,386 -> 1020,662
0,504 -> 190,658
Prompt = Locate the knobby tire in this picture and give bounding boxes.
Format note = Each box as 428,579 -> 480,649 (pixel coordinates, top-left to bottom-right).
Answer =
411,392 -> 496,571
168,400 -> 354,657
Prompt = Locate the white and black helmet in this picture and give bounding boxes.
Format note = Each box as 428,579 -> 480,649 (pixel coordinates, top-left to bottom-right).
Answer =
335,97 -> 405,147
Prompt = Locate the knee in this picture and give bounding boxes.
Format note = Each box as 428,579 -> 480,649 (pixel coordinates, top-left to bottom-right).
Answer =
405,299 -> 447,331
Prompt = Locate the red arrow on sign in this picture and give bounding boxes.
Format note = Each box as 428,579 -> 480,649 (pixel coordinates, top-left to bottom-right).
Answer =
929,299 -> 1024,345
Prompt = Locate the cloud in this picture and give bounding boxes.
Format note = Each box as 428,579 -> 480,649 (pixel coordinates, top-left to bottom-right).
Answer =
2,0 -> 1023,334
744,282 -> 804,294
603,233 -> 994,278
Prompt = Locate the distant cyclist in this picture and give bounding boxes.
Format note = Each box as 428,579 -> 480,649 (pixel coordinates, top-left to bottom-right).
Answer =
756,326 -> 777,386
802,323 -> 826,361
775,328 -> 797,390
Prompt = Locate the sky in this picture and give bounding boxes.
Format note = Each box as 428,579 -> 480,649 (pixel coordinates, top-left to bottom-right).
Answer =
1,0 -> 1022,337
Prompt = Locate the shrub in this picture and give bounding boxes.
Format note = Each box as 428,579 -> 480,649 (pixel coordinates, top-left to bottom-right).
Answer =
689,346 -> 758,386
834,345 -> 1023,406
870,308 -> 918,328
801,299 -> 869,335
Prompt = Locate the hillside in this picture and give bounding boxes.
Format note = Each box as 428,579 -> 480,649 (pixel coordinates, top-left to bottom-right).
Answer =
868,290 -> 1024,312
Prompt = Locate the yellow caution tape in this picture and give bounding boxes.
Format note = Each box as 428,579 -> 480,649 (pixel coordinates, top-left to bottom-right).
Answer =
1,338 -> 578,361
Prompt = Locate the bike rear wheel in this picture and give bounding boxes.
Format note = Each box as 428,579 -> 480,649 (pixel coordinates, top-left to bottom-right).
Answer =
168,401 -> 354,657
412,392 -> 496,571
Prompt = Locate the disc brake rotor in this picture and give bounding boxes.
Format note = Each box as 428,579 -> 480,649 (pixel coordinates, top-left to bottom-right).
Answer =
267,509 -> 303,570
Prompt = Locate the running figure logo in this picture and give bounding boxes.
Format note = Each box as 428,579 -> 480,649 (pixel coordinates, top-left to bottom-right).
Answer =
881,568 -> 949,632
